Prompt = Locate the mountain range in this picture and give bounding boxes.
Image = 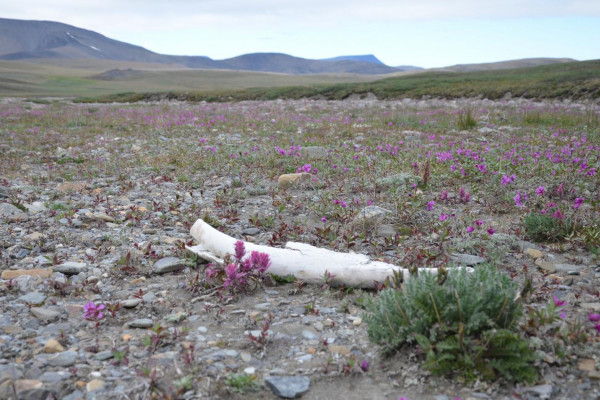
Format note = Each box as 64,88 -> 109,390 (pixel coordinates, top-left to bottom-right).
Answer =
0,18 -> 415,75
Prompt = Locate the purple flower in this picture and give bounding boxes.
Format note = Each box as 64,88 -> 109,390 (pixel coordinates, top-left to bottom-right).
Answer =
475,219 -> 483,227
466,226 -> 474,233
83,301 -> 105,321
589,313 -> 600,322
552,209 -> 564,219
553,296 -> 566,307
513,190 -> 527,207
321,217 -> 327,222
574,197 -> 584,209
234,240 -> 246,261
501,175 -> 511,186
439,214 -> 448,221
536,186 -> 546,196
487,228 -> 495,235
595,324 -> 600,334
360,359 -> 369,372
439,190 -> 448,200
426,201 -> 435,211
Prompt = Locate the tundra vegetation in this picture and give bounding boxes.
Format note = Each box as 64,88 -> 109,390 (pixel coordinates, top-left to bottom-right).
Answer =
0,95 -> 599,399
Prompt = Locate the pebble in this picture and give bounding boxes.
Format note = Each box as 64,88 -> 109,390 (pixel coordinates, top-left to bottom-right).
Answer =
525,248 -> 544,259
18,292 -> 47,306
242,227 -> 261,236
53,262 -> 87,275
127,318 -> 154,328
48,351 -> 78,367
86,379 -> 105,392
265,375 -> 311,399
535,259 -> 557,273
0,202 -> 28,221
43,338 -> 65,353
450,253 -> 486,266
1,268 -> 52,280
154,257 -> 185,274
30,307 -> 61,322
121,298 -> 142,308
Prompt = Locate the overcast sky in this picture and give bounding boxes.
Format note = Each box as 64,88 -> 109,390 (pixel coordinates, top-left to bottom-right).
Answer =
3,0 -> 599,68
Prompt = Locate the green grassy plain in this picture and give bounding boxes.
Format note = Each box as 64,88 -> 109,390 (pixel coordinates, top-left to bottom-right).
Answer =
0,59 -> 381,98
80,59 -> 600,103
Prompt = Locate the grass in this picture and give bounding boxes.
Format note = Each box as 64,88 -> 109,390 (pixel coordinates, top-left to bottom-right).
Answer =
74,59 -> 600,103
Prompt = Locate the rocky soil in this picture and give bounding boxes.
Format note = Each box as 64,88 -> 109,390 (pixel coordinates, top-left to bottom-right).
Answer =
0,97 -> 599,400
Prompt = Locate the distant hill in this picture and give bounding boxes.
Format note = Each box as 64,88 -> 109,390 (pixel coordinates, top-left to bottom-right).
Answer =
0,18 -> 402,75
323,55 -> 384,65
435,58 -> 576,72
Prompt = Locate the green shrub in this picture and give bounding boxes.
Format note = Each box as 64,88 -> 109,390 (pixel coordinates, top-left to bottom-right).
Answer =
522,212 -> 573,242
364,264 -> 537,383
457,109 -> 477,130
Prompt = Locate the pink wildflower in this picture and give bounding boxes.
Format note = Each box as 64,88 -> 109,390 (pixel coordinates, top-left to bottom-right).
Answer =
234,240 -> 246,261
83,301 -> 105,321
574,197 -> 584,209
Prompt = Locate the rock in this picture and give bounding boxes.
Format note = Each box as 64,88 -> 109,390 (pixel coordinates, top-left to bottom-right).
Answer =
24,232 -> 47,242
0,202 -> 28,221
300,146 -> 328,159
535,259 -> 556,273
525,248 -> 544,259
328,345 -> 351,355
24,202 -> 47,214
242,227 -> 261,236
121,298 -> 142,308
154,257 -> 185,274
86,379 -> 104,392
38,371 -> 71,383
18,292 -> 47,306
451,253 -> 486,266
578,358 -> 596,372
30,308 -> 61,322
14,379 -> 43,393
127,318 -> 154,328
278,173 -> 313,189
352,206 -> 391,228
581,303 -> 600,312
53,262 -> 87,275
376,224 -> 397,238
62,389 -> 84,400
43,338 -> 65,354
48,351 -> 78,367
90,212 -> 115,223
523,384 -> 554,399
375,173 -> 422,189
301,330 -> 318,340
57,182 -> 86,193
265,376 -> 310,399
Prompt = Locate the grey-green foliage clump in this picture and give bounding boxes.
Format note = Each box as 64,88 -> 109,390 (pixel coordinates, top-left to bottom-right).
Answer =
364,264 -> 537,383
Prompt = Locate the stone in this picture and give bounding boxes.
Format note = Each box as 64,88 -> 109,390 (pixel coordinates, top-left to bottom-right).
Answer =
300,146 -> 328,159
57,182 -> 86,193
121,298 -> 142,308
48,351 -> 78,367
375,173 -> 422,189
0,202 -> 28,221
523,384 -> 553,399
62,389 -> 84,400
14,379 -> 43,393
264,376 -> 310,399
38,371 -> 71,383
301,330 -> 318,340
451,253 -> 486,266
578,358 -> 596,372
154,257 -> 185,274
30,308 -> 61,322
278,173 -> 312,189
328,345 -> 351,355
86,379 -> 105,392
90,212 -> 115,223
18,292 -> 47,306
525,248 -> 544,259
535,259 -> 556,273
24,202 -> 47,214
127,318 -> 154,328
52,262 -> 87,275
43,338 -> 65,354
581,303 -> 600,312
376,224 -> 397,238
352,206 -> 391,228
242,227 -> 261,236
24,232 -> 47,242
